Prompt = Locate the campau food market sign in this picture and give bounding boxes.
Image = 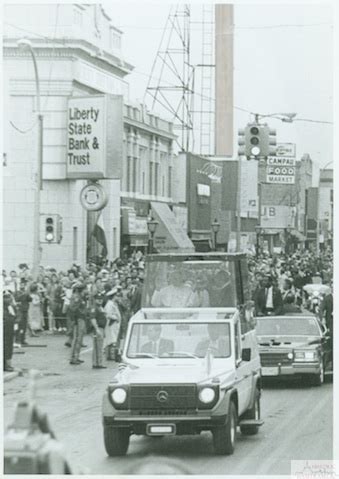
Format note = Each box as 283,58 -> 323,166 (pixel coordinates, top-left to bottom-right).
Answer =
67,95 -> 123,179
266,157 -> 296,184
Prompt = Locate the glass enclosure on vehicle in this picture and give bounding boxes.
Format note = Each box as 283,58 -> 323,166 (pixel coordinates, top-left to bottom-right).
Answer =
256,317 -> 321,336
127,322 -> 232,359
142,256 -> 239,308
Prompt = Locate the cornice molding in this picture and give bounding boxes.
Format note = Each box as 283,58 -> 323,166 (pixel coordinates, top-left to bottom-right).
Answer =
3,38 -> 134,75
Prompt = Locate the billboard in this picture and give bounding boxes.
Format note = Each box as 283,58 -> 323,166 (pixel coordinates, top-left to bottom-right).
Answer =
266,157 -> 296,184
261,205 -> 295,228
67,95 -> 123,179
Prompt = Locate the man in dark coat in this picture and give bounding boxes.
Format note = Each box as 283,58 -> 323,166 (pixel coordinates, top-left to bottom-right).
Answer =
320,285 -> 333,363
14,279 -> 31,346
3,291 -> 16,371
141,325 -> 174,356
195,323 -> 230,357
253,274 -> 283,316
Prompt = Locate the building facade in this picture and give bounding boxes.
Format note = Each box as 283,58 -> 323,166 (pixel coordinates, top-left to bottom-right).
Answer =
3,4 -> 182,270
318,169 -> 333,249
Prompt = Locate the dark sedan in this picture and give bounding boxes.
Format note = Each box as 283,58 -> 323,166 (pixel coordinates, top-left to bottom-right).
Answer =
255,314 -> 330,386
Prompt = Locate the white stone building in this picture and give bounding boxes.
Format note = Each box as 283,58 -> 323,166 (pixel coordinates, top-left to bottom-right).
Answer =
3,4 -> 179,270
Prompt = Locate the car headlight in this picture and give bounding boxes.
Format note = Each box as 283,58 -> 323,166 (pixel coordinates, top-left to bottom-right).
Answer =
198,387 -> 215,404
287,352 -> 293,359
111,388 -> 127,404
294,350 -> 318,362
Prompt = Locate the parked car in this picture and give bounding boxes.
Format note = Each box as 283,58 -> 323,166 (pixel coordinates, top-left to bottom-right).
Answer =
256,313 -> 330,386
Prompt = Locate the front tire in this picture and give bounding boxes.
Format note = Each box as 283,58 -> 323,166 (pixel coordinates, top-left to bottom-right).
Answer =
213,400 -> 237,455
240,388 -> 260,435
310,359 -> 324,387
104,426 -> 130,456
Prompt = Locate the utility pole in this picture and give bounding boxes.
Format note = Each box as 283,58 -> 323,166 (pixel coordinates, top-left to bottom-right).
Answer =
236,157 -> 241,252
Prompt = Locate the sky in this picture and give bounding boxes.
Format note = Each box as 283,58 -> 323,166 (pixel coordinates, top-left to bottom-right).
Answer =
103,1 -> 334,175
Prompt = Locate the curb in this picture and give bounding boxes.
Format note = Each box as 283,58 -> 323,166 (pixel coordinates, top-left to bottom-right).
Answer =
4,371 -> 20,382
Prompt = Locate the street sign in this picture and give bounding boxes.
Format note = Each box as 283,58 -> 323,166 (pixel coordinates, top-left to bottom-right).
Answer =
266,157 -> 295,184
79,182 -> 108,211
275,143 -> 296,157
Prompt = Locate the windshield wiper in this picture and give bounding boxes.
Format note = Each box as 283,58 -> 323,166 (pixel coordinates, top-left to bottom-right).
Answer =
163,351 -> 199,359
130,353 -> 157,359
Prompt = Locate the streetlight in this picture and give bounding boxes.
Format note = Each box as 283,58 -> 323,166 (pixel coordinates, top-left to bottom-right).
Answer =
17,39 -> 43,280
254,112 -> 297,123
255,226 -> 264,258
285,225 -> 292,255
211,218 -> 220,252
147,216 -> 158,254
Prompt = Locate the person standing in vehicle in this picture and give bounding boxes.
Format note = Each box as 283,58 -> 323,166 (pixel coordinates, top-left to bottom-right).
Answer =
90,293 -> 107,369
68,282 -> 87,365
253,274 -> 283,316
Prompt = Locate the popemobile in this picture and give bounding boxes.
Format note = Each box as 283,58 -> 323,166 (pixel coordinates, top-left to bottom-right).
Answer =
101,253 -> 264,456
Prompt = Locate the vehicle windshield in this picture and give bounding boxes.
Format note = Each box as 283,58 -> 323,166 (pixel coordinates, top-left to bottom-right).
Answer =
142,260 -> 237,308
256,317 -> 320,336
127,322 -> 232,359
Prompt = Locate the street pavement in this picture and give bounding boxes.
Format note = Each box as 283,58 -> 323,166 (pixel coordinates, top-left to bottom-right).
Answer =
3,333 -> 333,475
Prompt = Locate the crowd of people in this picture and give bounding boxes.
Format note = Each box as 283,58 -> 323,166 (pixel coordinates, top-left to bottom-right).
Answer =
2,252 -> 145,372
3,247 -> 333,372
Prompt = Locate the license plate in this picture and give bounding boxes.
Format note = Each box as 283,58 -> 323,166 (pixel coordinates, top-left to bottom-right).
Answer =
147,425 -> 175,435
262,366 -> 279,376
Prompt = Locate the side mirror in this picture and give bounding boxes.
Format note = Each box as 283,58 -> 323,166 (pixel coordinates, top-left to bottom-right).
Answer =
241,348 -> 251,362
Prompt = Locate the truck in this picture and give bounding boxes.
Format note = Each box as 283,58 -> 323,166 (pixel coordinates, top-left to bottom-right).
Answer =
102,253 -> 263,456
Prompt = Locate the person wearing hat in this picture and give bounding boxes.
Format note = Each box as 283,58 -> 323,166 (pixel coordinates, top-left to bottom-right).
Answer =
67,282 -> 88,365
3,291 -> 16,372
253,274 -> 283,316
103,288 -> 121,361
89,293 -> 107,369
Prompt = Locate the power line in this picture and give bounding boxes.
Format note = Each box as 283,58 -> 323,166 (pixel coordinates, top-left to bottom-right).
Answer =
116,22 -> 332,31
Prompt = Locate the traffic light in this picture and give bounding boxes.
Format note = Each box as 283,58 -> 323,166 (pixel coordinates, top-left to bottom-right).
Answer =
45,217 -> 55,242
237,128 -> 245,156
268,127 -> 277,156
40,214 -> 63,244
243,123 -> 277,159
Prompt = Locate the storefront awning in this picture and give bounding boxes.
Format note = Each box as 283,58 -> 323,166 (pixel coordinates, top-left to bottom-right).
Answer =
290,229 -> 306,241
151,202 -> 195,253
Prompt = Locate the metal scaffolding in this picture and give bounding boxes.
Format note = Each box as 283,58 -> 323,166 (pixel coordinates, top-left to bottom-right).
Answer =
144,4 -> 194,152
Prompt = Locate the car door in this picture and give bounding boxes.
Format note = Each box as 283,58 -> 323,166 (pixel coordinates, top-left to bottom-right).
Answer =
234,314 -> 252,414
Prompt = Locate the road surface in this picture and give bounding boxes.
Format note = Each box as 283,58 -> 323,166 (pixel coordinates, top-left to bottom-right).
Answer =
3,334 -> 333,474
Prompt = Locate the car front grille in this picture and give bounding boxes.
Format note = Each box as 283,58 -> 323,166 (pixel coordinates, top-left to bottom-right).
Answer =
260,351 -> 293,367
131,409 -> 196,416
129,384 -> 197,410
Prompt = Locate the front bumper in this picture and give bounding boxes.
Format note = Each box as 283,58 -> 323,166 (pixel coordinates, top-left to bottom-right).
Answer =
103,412 -> 227,435
261,362 -> 321,377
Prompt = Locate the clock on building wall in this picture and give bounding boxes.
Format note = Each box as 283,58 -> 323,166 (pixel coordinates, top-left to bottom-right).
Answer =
80,182 -> 108,211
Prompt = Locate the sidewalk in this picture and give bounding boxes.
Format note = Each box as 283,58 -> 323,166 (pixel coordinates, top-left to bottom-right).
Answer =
3,331 -> 95,383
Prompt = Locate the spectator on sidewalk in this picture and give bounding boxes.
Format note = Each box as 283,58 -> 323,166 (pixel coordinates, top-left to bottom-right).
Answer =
90,293 -> 107,369
68,282 -> 88,366
3,291 -> 16,372
14,279 -> 31,346
27,283 -> 44,336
